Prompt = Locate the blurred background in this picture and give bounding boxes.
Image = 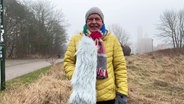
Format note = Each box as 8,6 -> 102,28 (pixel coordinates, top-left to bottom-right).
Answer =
2,0 -> 184,58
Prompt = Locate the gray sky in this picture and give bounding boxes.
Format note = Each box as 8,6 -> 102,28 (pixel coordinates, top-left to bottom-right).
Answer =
51,0 -> 184,46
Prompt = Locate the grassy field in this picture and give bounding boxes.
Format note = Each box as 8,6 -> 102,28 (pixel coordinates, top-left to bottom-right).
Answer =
0,48 -> 184,104
0,63 -> 71,104
127,48 -> 184,104
0,66 -> 50,103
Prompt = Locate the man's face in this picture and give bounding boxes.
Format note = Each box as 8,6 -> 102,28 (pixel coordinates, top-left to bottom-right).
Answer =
86,14 -> 103,32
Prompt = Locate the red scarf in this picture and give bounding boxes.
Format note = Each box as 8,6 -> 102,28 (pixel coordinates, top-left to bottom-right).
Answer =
90,31 -> 108,79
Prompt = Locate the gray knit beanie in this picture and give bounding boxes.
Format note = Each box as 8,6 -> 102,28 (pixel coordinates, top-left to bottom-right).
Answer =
85,7 -> 104,23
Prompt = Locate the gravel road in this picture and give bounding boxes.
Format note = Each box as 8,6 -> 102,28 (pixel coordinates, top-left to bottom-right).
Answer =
5,59 -> 63,81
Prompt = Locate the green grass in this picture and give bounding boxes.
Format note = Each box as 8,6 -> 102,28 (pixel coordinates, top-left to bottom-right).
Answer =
1,66 -> 51,92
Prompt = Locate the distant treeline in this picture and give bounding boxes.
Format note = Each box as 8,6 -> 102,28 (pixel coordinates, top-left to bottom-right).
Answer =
4,0 -> 67,58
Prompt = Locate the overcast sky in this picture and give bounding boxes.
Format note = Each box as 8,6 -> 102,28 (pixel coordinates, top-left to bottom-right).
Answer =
29,0 -> 183,47
52,0 -> 184,46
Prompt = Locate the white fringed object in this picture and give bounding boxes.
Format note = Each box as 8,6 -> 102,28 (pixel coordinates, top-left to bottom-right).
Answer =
69,36 -> 98,104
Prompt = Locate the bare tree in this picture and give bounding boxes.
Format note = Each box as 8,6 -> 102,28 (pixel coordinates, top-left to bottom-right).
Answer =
4,0 -> 35,58
178,10 -> 184,48
108,24 -> 130,46
157,9 -> 184,48
24,0 -> 67,57
4,0 -> 67,58
108,24 -> 131,55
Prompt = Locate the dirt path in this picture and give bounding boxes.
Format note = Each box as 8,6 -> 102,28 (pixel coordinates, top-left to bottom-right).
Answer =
5,59 -> 63,80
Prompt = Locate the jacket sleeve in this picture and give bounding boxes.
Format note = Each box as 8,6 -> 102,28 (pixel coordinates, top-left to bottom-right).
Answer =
112,36 -> 128,96
64,36 -> 76,80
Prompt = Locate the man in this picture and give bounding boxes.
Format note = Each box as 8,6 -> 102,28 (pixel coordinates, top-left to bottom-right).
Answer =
64,7 -> 128,104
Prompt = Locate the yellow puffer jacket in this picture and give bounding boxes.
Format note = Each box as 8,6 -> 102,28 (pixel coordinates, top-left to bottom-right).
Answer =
64,32 -> 128,102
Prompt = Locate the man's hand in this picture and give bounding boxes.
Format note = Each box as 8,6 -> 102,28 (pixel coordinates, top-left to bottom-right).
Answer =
114,93 -> 127,104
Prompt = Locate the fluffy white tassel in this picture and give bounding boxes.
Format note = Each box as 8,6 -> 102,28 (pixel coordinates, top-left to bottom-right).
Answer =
69,36 -> 98,104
